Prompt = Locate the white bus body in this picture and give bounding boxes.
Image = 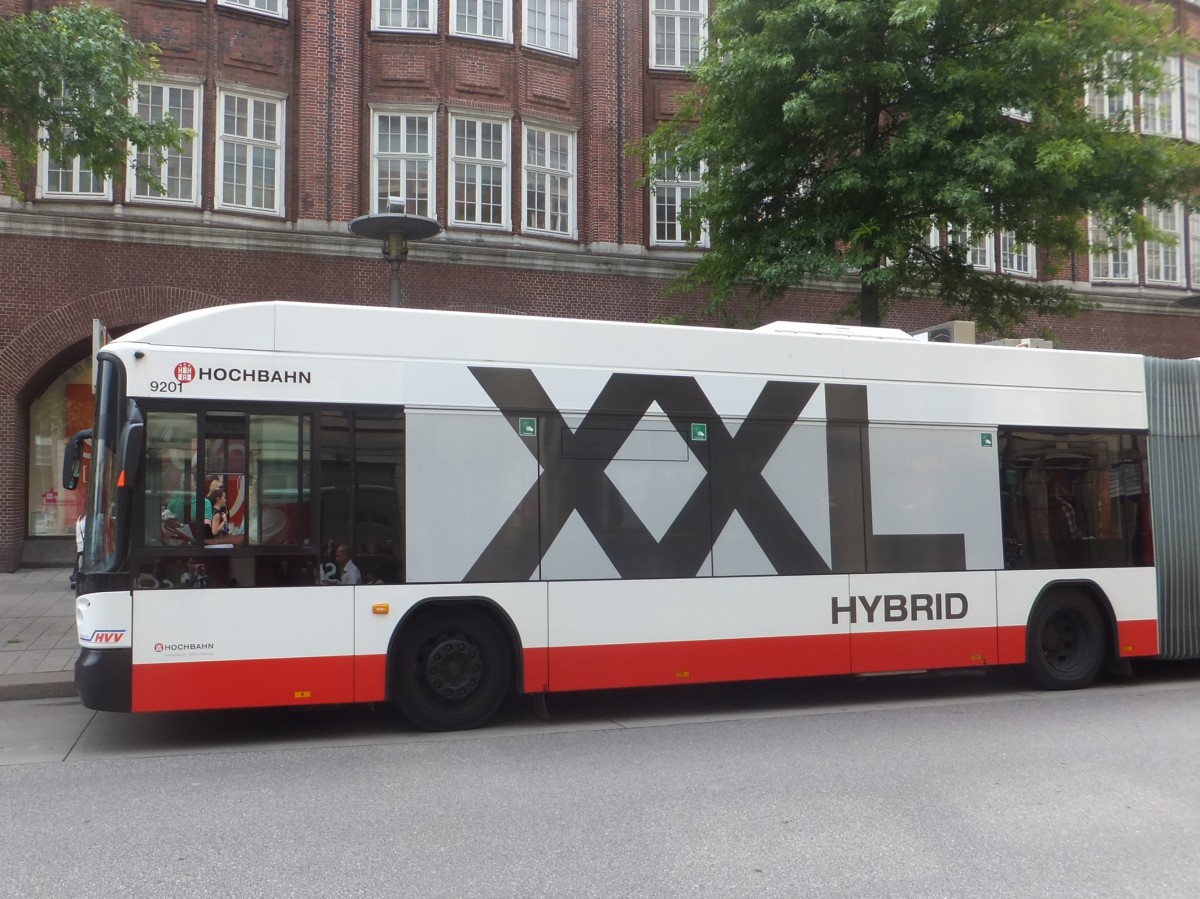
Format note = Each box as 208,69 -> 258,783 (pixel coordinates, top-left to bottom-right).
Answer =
71,302 -> 1182,730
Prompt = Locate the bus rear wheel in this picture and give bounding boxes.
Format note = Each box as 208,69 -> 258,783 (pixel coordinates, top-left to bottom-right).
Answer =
392,609 -> 512,731
1026,589 -> 1106,691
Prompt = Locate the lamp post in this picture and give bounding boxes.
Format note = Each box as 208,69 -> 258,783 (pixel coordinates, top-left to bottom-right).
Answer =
348,200 -> 442,308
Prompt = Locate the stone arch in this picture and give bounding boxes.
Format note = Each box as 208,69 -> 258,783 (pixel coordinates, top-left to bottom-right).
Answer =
1,287 -> 228,569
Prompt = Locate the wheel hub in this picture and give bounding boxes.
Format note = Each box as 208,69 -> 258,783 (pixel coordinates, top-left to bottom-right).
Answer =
1042,611 -> 1084,670
422,635 -> 483,700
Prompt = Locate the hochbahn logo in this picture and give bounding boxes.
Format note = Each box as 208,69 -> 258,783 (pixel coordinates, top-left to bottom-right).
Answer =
173,363 -> 312,384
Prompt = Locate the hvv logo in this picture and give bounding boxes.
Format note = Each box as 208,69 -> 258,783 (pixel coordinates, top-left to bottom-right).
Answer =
82,629 -> 125,644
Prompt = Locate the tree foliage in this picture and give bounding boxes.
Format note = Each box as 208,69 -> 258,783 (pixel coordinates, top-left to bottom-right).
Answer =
0,3 -> 185,198
635,0 -> 1200,331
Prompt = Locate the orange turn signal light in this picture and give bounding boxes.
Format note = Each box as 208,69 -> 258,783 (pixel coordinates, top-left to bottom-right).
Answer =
372,603 -> 389,615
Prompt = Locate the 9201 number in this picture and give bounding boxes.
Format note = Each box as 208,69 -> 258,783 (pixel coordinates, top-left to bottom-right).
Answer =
150,380 -> 184,393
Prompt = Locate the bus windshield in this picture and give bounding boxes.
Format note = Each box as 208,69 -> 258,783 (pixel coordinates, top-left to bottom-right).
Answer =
84,357 -> 123,571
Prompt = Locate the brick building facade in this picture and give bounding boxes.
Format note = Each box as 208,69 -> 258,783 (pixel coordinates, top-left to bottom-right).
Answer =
4,0 -> 1200,569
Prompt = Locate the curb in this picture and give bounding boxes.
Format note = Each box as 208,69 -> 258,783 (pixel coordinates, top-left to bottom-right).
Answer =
0,672 -> 77,703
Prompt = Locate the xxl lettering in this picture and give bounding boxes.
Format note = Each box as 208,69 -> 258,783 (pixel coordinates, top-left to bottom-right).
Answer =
467,369 -> 966,582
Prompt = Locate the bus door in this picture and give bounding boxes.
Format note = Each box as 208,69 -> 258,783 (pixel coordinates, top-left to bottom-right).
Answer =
129,409 -> 350,712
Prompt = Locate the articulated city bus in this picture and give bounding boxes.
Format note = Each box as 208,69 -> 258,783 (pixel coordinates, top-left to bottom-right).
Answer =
64,302 -> 1200,730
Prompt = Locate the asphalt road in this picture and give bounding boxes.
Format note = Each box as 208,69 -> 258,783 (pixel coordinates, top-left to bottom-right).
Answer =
3,663 -> 1199,899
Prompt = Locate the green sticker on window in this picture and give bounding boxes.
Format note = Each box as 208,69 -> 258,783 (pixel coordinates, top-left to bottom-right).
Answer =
691,423 -> 707,442
519,418 -> 537,437
981,433 -> 993,447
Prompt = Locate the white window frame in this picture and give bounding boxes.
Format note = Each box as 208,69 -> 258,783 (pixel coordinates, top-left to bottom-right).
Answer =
1185,59 -> 1200,142
217,0 -> 288,19
1000,231 -> 1036,277
126,80 -> 202,207
1146,204 -> 1183,286
948,226 -> 992,271
1189,211 -> 1200,288
450,0 -> 512,43
523,122 -> 576,238
650,149 -> 708,247
651,0 -> 707,71
1088,217 -> 1135,284
216,87 -> 286,217
1141,57 -> 1182,138
1087,55 -> 1134,130
373,0 -> 437,33
523,0 -> 576,57
449,112 -> 510,230
371,106 -> 437,217
37,138 -> 112,201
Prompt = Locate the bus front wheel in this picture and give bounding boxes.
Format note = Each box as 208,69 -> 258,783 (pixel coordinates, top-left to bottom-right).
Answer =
392,609 -> 512,731
1026,589 -> 1106,691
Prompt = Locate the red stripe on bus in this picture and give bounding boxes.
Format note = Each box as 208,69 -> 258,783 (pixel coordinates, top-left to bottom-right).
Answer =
998,625 -> 1026,665
354,654 -> 387,703
547,634 -> 851,692
132,657 -> 355,712
523,647 -> 550,693
850,627 -> 997,673
1117,619 -> 1158,657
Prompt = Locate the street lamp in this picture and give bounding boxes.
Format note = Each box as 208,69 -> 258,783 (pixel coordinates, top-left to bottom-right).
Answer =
348,199 -> 442,308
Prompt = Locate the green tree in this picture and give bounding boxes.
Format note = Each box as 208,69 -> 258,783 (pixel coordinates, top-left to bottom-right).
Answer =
636,0 -> 1200,331
0,3 -> 185,198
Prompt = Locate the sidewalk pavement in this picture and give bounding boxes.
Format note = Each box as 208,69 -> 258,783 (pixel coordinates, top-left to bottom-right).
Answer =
0,569 -> 78,701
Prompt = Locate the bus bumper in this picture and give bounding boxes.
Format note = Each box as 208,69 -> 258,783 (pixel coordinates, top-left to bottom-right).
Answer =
75,648 -> 132,712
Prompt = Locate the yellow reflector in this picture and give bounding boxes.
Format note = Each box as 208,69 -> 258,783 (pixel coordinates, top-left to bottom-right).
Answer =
372,603 -> 389,615
1123,645 -> 1134,653
294,691 -> 312,699
675,670 -> 690,678
970,653 -> 983,661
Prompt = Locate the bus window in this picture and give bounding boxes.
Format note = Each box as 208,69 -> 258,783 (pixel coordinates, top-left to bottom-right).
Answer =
249,413 -> 312,546
144,411 -> 200,547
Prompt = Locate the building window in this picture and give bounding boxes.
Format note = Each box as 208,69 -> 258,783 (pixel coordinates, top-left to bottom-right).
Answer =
1089,219 -> 1134,283
38,140 -> 111,200
1087,56 -> 1133,129
1000,231 -> 1035,277
450,114 -> 509,229
218,0 -> 288,18
1190,212 -> 1200,288
524,0 -> 574,56
524,125 -> 574,237
1186,60 -> 1200,142
452,0 -> 510,41
651,0 -> 706,70
372,109 -> 435,216
651,150 -> 706,246
948,226 -> 992,271
1146,204 -> 1182,285
217,90 -> 284,216
129,82 -> 200,206
1142,57 -> 1181,138
374,0 -> 435,32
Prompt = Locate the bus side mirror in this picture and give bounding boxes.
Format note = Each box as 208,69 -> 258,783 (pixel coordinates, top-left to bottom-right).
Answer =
62,429 -> 93,491
118,420 -> 144,491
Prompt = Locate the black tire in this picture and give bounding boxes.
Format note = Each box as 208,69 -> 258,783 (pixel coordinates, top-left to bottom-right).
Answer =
391,609 -> 512,731
1026,589 -> 1106,690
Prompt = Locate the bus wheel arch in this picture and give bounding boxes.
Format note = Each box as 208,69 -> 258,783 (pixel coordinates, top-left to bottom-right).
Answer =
387,598 -> 520,731
1025,581 -> 1113,691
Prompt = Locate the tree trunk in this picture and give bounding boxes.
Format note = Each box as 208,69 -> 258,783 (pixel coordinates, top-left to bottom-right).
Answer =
860,279 -> 881,327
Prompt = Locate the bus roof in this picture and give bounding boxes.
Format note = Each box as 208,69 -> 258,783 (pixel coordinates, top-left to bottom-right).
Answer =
112,300 -> 1145,395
